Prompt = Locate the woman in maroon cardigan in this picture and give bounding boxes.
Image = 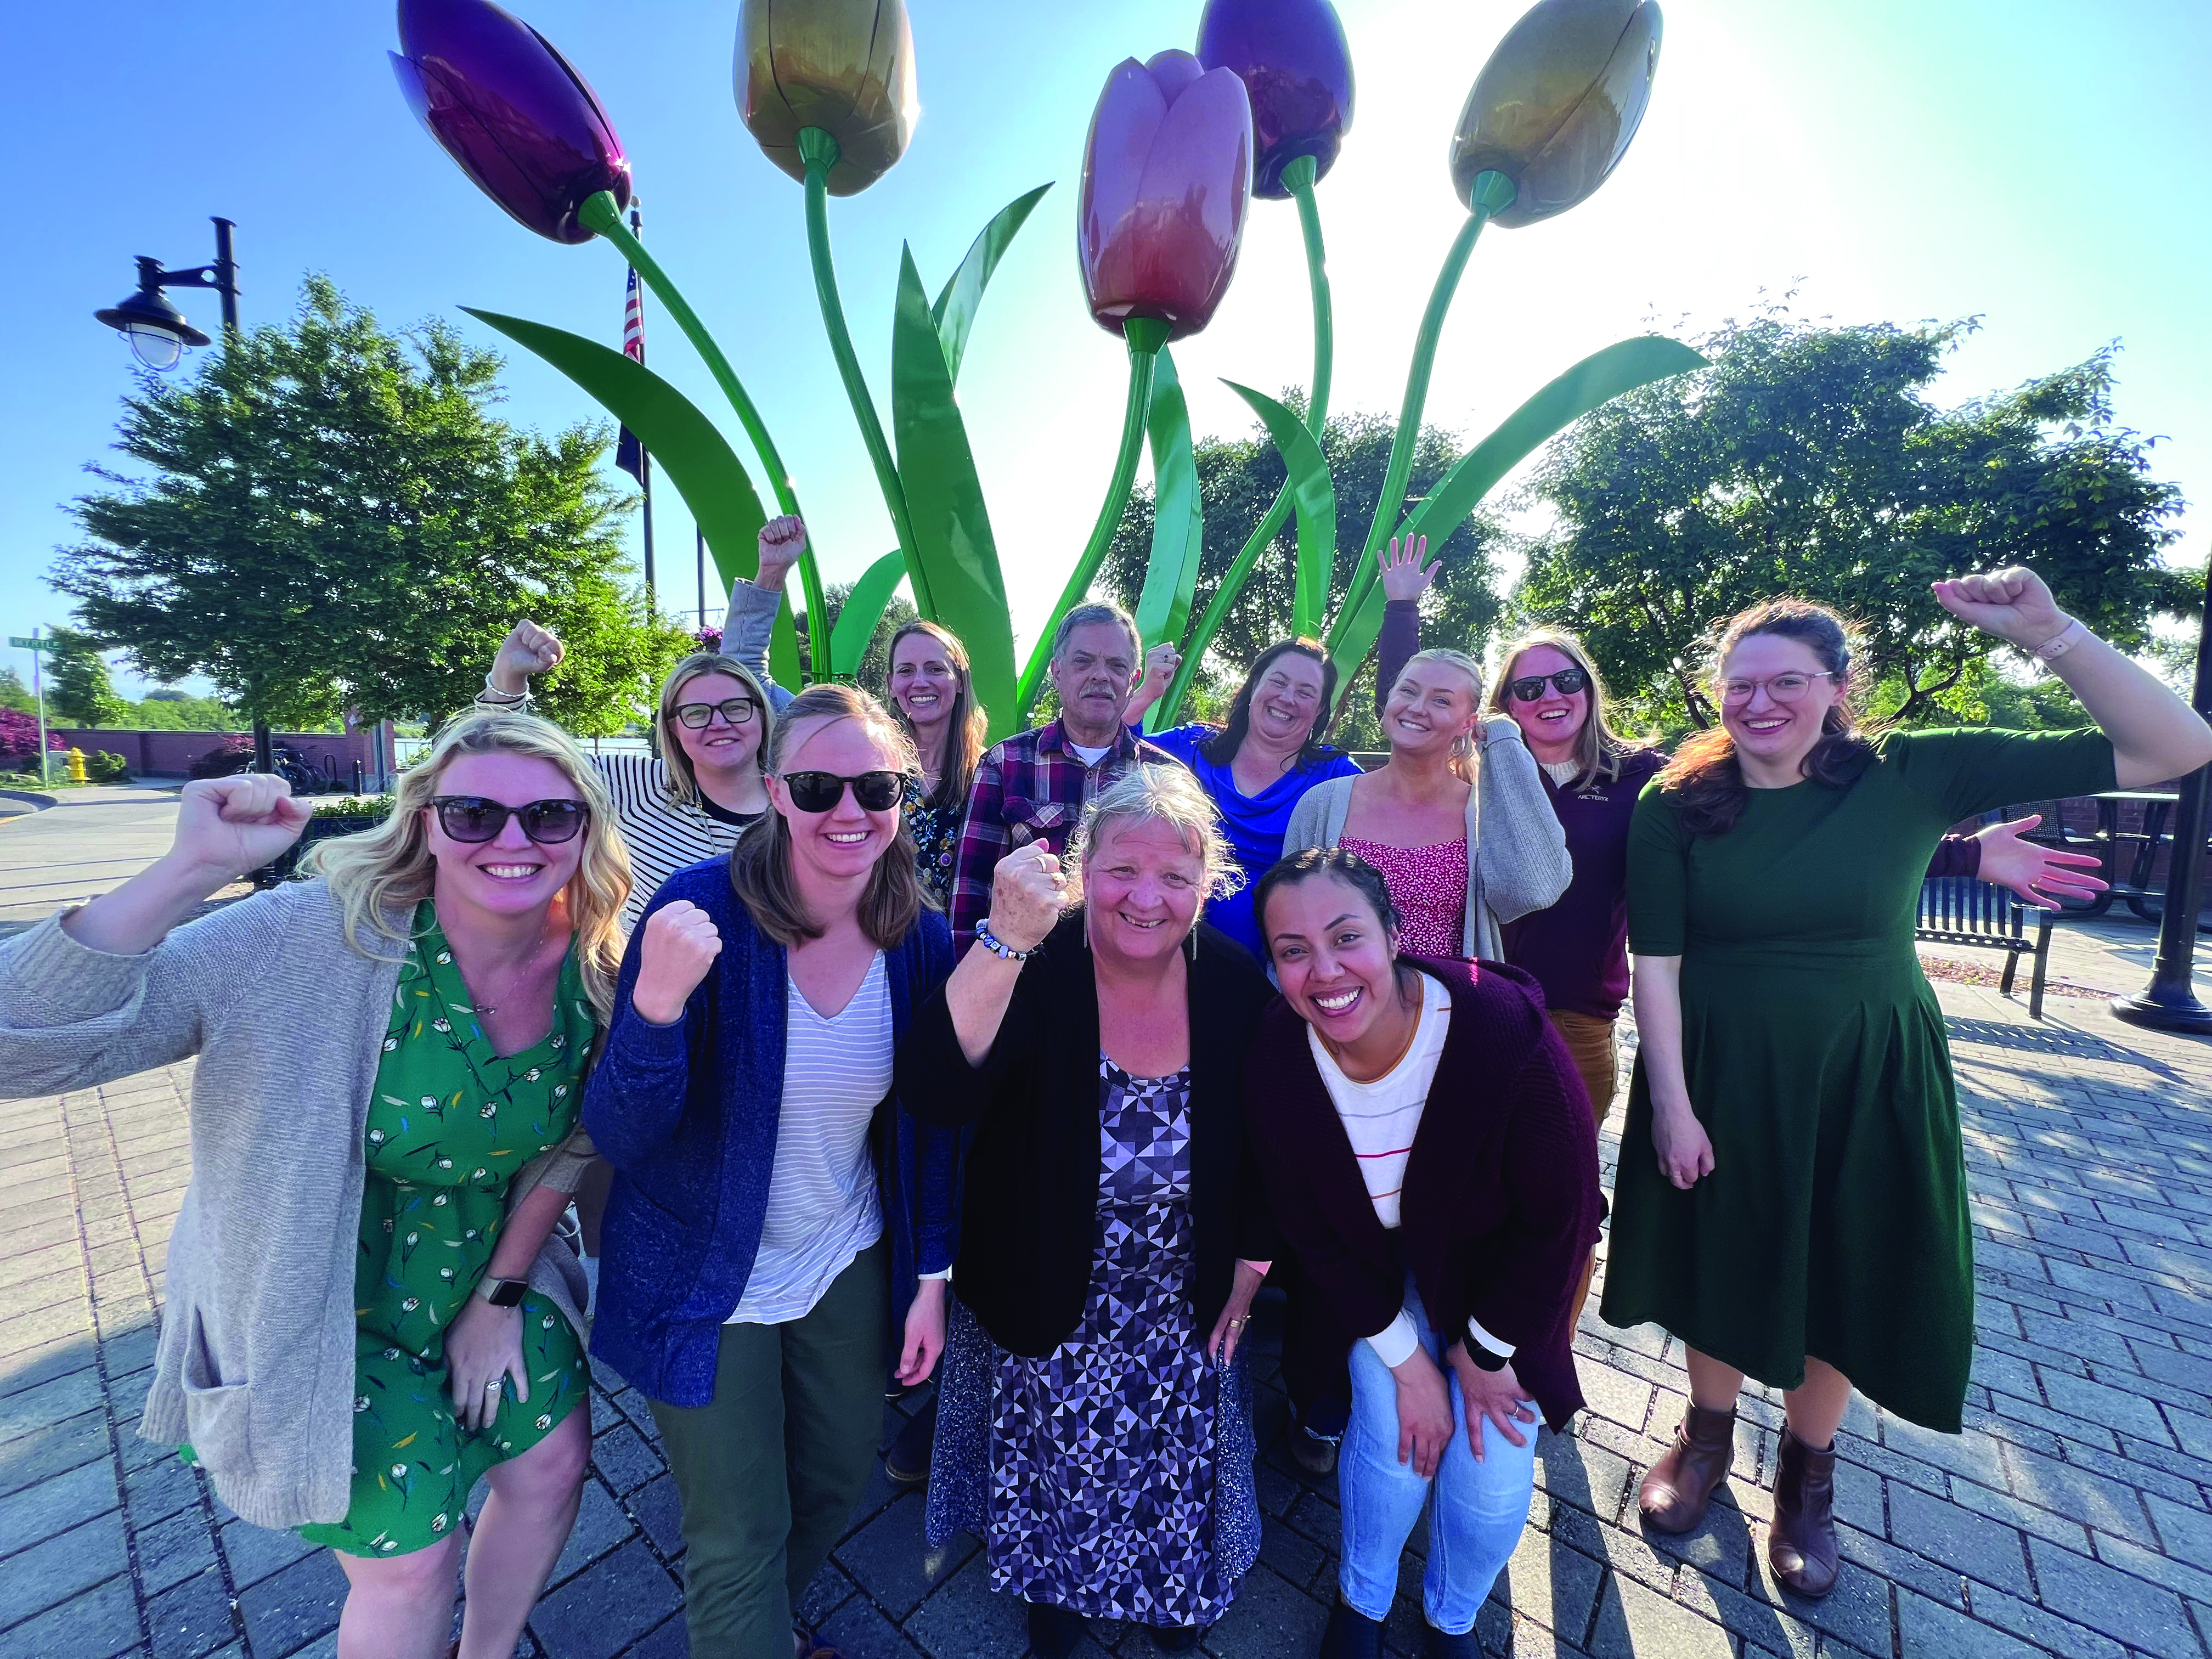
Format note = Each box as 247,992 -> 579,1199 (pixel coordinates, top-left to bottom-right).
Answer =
1245,848 -> 1602,1659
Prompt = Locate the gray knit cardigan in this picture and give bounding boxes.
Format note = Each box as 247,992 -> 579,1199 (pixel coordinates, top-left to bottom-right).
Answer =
0,880 -> 594,1531
1282,715 -> 1572,960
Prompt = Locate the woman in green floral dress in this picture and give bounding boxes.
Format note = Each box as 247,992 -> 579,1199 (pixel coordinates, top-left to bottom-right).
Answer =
13,709 -> 636,1659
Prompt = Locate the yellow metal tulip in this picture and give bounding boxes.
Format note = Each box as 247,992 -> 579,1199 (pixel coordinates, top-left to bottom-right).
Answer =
737,0 -> 919,195
1449,0 -> 1662,227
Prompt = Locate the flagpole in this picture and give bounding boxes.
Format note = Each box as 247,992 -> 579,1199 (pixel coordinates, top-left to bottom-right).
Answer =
623,205 -> 656,606
639,452 -> 656,605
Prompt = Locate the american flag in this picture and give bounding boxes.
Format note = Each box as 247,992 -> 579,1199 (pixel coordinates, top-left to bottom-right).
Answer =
614,262 -> 646,482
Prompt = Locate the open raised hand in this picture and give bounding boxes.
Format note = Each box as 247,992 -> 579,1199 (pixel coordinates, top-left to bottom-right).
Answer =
1379,533 -> 1436,603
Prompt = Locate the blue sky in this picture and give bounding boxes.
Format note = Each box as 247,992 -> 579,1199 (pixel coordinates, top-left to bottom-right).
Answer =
6,0 -> 2209,697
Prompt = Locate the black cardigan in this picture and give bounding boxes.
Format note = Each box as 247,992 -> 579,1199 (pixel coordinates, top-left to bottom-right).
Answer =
896,911 -> 1278,1358
1244,958 -> 1603,1430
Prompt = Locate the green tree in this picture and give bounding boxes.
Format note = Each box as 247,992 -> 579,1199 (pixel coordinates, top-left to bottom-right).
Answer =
124,694 -> 239,732
54,276 -> 691,736
1100,398 -> 1504,743
1513,312 -> 2193,727
0,668 -> 33,716
46,628 -> 126,727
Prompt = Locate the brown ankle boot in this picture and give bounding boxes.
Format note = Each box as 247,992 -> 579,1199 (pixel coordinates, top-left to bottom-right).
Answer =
1769,1427 -> 1839,1597
1638,1403 -> 1736,1533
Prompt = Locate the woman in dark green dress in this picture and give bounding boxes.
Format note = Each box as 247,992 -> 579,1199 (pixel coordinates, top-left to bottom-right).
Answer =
1606,570 -> 2212,1601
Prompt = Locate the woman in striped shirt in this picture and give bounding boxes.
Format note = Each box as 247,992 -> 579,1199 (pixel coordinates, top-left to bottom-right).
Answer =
481,516 -> 805,933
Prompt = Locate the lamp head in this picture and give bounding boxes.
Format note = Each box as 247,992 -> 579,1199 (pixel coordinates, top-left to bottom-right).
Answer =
95,263 -> 211,371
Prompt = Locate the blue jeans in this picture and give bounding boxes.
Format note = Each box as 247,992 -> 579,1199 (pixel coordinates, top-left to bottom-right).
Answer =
1338,1276 -> 1538,1633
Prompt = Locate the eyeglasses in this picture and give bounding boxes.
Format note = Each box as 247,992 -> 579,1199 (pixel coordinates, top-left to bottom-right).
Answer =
780,770 -> 909,813
431,797 -> 590,844
673,697 -> 759,729
1714,671 -> 1839,705
1507,667 -> 1589,703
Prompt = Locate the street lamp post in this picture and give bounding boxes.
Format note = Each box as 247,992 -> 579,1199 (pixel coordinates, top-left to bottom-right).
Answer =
92,219 -> 272,775
2112,556 -> 2212,1035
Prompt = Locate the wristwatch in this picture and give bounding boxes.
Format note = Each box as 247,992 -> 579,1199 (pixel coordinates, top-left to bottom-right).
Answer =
475,1277 -> 528,1308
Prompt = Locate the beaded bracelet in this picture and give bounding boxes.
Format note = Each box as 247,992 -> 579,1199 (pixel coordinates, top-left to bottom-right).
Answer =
972,919 -> 1037,962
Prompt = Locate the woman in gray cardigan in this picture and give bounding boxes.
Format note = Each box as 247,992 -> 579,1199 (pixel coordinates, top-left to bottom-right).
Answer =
1284,647 -> 1570,961
0,710 -> 622,1659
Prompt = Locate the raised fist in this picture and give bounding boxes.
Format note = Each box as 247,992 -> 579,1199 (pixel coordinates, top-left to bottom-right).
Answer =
492,619 -> 565,693
756,515 -> 808,590
170,774 -> 312,882
633,900 -> 723,1024
1931,567 -> 2068,652
988,843 -> 1070,953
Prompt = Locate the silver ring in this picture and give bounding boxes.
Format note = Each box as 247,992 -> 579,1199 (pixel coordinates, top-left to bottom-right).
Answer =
484,1381 -> 501,1393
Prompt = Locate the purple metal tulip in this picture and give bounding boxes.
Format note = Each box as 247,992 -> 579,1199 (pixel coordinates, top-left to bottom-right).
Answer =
392,0 -> 631,244
1079,51 -> 1254,343
1196,0 -> 1353,199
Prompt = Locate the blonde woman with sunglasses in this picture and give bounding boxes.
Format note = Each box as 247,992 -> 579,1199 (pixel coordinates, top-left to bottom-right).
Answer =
0,710 -> 624,1658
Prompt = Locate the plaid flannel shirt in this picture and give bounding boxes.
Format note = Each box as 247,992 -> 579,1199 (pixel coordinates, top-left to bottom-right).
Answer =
949,718 -> 1180,947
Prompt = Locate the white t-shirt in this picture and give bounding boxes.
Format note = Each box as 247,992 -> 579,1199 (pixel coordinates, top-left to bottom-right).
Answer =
1308,974 -> 1516,1369
1066,741 -> 1113,767
727,953 -> 890,1325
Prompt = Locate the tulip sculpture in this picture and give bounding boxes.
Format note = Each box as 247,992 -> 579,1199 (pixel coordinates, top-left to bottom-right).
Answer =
1011,50 -> 1255,722
1149,0 -> 1702,727
393,0 -> 1705,736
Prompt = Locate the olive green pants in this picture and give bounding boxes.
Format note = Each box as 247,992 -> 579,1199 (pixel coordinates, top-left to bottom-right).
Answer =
650,1238 -> 889,1658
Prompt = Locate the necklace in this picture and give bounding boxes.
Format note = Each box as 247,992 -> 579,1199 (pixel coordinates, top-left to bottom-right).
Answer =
458,922 -> 554,1017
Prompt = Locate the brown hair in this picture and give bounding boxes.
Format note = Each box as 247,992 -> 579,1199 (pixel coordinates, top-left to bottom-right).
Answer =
1657,598 -> 1880,838
1488,627 -> 1653,786
656,651 -> 775,808
887,620 -> 986,812
1199,639 -> 1341,769
729,683 -> 928,946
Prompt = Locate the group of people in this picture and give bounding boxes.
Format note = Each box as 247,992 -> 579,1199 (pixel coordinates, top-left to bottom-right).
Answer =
2,510 -> 2202,1659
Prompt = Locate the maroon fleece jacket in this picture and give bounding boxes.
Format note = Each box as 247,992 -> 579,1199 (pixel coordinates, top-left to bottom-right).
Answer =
1243,958 -> 1604,1430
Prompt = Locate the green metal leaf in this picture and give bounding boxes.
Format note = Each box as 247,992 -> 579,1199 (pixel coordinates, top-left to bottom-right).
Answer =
463,307 -> 803,689
1134,349 -> 1204,663
932,184 -> 1052,387
1221,380 -> 1337,639
890,246 -> 1020,740
829,551 -> 910,680
1327,335 -> 1710,690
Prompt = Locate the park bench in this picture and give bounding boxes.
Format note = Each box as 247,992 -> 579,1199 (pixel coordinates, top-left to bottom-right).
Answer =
1916,876 -> 2053,1020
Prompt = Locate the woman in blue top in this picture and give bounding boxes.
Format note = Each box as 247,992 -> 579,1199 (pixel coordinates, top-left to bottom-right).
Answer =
1131,538 -> 1432,961
583,683 -> 958,1659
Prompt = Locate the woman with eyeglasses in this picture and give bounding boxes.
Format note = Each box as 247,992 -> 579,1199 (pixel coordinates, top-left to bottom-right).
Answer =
584,683 -> 958,1659
482,516 -> 806,932
0,710 -> 623,1656
1486,632 -> 2097,1160
1609,577 -> 2212,1601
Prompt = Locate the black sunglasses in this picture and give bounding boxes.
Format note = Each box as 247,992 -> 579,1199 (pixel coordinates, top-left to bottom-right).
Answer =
780,770 -> 908,813
674,697 -> 759,729
1507,667 -> 1589,703
431,796 -> 590,845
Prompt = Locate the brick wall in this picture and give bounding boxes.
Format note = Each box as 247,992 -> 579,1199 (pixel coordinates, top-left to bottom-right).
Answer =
50,727 -> 395,787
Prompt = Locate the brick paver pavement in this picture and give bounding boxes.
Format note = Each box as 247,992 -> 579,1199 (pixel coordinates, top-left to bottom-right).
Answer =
3,973 -> 2210,1658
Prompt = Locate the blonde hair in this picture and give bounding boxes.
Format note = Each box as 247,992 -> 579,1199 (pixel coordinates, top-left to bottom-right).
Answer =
656,651 -> 775,808
729,683 -> 928,947
301,709 -> 630,1023
1488,627 -> 1653,786
1065,764 -> 1242,919
1389,648 -> 1488,782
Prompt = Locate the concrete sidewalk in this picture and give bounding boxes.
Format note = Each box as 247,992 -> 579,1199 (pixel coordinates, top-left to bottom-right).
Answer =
0,786 -> 182,933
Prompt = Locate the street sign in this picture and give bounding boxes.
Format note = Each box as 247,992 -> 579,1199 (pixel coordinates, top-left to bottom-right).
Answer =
8,637 -> 45,651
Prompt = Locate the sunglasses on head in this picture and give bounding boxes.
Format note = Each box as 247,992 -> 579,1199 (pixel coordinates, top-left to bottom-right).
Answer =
674,697 -> 759,729
430,796 -> 590,845
1507,667 -> 1589,703
780,770 -> 909,814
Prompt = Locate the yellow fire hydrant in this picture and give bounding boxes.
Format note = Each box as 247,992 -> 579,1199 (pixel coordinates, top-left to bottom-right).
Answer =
67,748 -> 88,784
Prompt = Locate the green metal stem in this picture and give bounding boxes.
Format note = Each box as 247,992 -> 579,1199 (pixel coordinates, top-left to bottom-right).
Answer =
1154,158 -> 1337,726
1325,168 -> 1515,657
582,190 -> 827,668
798,128 -> 930,636
1015,318 -> 1170,723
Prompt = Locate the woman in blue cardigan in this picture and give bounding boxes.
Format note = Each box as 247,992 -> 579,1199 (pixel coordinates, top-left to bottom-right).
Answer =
584,683 -> 958,1659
